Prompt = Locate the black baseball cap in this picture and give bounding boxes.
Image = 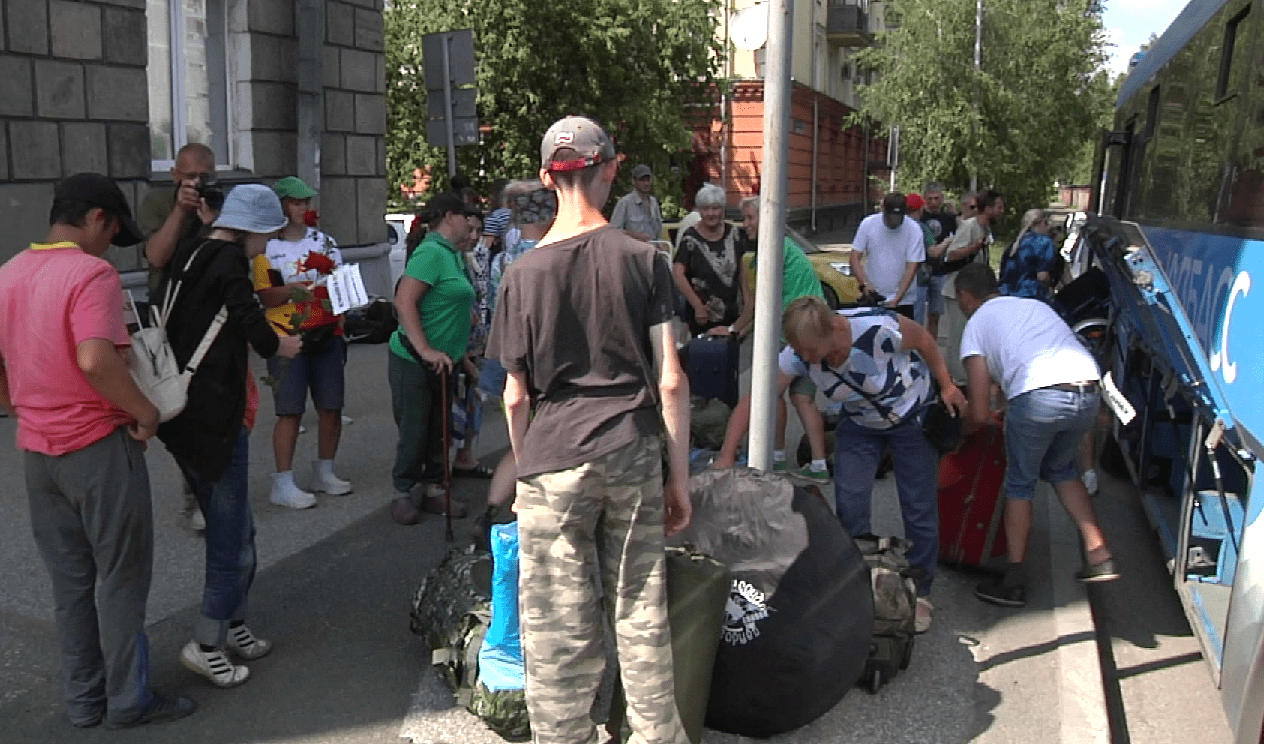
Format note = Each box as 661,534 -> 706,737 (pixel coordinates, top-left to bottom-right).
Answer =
882,192 -> 907,216
421,191 -> 479,222
53,172 -> 144,246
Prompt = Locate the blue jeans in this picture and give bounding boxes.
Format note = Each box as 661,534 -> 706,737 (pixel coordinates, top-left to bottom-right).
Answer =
183,428 -> 257,647
1004,388 -> 1100,500
833,416 -> 938,595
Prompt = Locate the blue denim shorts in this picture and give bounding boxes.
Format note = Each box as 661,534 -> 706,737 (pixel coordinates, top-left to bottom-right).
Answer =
265,336 -> 346,415
478,356 -> 508,398
1003,387 -> 1099,500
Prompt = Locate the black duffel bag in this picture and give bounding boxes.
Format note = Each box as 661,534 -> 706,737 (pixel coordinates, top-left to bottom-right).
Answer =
671,468 -> 874,738
343,297 -> 397,344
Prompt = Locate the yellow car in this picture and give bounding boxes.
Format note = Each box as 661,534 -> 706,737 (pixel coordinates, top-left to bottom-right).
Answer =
742,227 -> 862,310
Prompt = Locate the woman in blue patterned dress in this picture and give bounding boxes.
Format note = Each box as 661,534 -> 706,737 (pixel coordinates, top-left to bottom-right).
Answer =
998,209 -> 1059,300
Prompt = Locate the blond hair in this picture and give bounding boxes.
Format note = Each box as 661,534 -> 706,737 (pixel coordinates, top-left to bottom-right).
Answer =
783,296 -> 836,350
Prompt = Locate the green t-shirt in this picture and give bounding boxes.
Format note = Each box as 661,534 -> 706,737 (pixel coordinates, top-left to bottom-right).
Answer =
750,236 -> 824,310
389,232 -> 476,363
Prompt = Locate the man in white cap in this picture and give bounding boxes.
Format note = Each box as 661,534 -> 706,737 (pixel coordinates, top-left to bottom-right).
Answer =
486,116 -> 692,744
608,162 -> 663,243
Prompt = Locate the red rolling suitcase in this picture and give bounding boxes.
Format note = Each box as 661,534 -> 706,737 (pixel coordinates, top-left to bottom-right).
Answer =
937,422 -> 1008,570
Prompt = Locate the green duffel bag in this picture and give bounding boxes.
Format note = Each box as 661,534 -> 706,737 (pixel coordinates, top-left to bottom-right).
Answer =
607,546 -> 731,744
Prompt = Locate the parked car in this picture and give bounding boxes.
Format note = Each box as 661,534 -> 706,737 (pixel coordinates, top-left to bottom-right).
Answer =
386,212 -> 416,289
742,227 -> 860,309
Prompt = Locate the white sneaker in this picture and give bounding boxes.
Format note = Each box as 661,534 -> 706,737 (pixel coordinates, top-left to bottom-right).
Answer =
915,597 -> 933,634
341,415 -> 353,425
311,463 -> 352,496
187,508 -> 206,531
270,479 -> 316,510
1082,469 -> 1099,495
180,642 -> 249,688
226,624 -> 272,661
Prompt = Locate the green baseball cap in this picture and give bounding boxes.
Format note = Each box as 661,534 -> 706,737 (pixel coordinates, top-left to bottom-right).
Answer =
272,176 -> 318,200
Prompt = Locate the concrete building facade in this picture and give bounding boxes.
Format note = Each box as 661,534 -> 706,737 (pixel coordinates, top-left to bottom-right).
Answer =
0,0 -> 389,295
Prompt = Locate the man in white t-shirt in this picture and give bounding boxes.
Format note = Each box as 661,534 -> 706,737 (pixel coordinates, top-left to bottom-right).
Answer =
956,263 -> 1119,610
849,193 -> 925,318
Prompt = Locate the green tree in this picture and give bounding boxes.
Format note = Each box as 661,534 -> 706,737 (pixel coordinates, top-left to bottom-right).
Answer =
385,0 -> 723,213
853,0 -> 1112,221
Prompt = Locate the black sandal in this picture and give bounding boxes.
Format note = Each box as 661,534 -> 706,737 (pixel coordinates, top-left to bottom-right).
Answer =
452,463 -> 494,479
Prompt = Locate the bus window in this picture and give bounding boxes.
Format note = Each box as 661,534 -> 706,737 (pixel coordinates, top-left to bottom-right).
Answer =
1215,6 -> 1249,102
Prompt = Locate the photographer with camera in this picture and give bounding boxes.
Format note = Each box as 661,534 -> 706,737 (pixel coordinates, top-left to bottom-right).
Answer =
138,143 -> 221,272
138,143 -> 224,532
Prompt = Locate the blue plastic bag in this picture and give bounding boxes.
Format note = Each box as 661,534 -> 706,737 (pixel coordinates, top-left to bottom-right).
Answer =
479,522 -> 524,691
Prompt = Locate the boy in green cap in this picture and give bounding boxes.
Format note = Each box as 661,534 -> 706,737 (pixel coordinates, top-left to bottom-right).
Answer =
252,176 -> 351,509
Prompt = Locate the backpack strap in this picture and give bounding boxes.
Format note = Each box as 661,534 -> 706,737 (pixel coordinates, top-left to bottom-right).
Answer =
181,306 -> 228,376
157,240 -> 212,329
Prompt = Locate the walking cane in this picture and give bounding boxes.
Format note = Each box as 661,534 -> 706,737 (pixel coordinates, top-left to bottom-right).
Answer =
440,366 -> 454,542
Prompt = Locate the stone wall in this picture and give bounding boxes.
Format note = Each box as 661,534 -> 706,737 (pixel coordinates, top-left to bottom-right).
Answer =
318,0 -> 388,252
0,0 -> 387,291
0,0 -> 151,267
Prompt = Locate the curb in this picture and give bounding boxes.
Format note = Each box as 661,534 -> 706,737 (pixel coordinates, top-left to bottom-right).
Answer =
1046,490 -> 1111,744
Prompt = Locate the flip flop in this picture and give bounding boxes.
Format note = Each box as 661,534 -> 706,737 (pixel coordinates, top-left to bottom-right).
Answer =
452,464 -> 495,479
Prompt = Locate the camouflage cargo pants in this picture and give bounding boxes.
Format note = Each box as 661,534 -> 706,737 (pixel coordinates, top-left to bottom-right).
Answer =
516,435 -> 687,744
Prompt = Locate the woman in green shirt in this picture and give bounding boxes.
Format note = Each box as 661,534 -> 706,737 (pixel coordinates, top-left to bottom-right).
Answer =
388,192 -> 477,525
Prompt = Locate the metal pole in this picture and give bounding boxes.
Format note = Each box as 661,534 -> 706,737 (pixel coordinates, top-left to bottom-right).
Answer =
971,0 -> 981,193
296,0 -> 324,190
748,0 -> 793,473
888,125 -> 899,192
442,34 -> 457,179
811,96 -> 819,233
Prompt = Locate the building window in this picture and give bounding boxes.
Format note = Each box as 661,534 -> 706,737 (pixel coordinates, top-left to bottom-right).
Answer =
147,0 -> 233,170
1215,6 -> 1250,101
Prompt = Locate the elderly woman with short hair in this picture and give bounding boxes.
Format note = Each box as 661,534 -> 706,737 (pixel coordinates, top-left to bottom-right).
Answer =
672,183 -> 745,336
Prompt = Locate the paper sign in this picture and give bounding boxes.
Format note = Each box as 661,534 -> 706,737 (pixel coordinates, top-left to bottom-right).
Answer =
327,264 -> 369,316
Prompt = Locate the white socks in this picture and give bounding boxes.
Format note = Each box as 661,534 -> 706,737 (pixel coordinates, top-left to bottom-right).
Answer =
315,459 -> 337,479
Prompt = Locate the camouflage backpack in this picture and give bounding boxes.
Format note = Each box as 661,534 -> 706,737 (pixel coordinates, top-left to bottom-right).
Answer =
853,535 -> 921,693
409,547 -> 532,742
410,548 -> 493,693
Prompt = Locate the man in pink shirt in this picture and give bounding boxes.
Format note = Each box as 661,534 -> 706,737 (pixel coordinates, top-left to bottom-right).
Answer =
0,173 -> 196,728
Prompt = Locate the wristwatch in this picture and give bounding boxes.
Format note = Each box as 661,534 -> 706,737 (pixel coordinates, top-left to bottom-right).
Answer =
729,324 -> 737,336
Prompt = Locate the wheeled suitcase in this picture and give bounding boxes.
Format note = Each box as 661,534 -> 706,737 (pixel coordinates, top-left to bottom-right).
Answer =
937,421 -> 1009,569
685,336 -> 740,408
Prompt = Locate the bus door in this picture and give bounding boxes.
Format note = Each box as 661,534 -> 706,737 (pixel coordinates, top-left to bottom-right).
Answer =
1175,419 -> 1253,684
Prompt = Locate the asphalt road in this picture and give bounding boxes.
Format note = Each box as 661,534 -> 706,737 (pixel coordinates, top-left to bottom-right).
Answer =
0,333 -> 1234,743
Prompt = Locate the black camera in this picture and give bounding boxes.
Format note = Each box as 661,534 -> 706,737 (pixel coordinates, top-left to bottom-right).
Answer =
196,182 -> 225,212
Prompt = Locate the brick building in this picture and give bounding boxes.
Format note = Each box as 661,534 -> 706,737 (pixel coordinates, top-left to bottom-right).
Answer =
0,0 -> 390,295
691,0 -> 893,232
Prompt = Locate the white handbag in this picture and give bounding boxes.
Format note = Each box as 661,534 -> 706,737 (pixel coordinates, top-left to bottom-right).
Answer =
126,244 -> 226,422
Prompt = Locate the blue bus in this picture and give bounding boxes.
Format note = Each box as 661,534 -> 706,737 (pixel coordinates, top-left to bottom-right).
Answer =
1077,2 -> 1264,741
